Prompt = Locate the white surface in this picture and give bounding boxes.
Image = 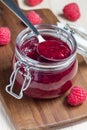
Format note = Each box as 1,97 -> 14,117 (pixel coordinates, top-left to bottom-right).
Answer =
17,0 -> 87,30
0,101 -> 15,130
0,0 -> 87,130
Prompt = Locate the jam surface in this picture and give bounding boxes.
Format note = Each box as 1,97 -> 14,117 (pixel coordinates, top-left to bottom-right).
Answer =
20,35 -> 71,62
15,35 -> 77,99
37,39 -> 71,61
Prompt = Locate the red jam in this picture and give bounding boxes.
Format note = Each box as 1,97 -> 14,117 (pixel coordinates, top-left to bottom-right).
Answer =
37,39 -> 71,61
15,35 -> 78,99
20,35 -> 71,62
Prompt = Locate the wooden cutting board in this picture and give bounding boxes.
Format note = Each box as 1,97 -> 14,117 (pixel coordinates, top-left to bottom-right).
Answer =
0,2 -> 87,130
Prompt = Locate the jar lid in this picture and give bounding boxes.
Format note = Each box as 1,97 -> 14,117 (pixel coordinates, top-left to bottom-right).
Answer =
57,22 -> 87,63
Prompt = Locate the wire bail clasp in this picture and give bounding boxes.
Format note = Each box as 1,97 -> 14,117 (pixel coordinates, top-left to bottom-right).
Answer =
5,61 -> 31,99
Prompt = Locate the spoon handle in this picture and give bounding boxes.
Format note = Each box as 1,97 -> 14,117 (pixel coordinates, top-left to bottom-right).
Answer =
1,0 -> 40,36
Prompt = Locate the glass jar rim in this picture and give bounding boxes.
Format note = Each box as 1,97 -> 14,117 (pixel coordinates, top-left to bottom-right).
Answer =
16,24 -> 77,70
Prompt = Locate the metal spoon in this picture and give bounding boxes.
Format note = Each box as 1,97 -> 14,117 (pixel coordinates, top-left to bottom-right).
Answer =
1,0 -> 66,62
1,0 -> 61,61
1,0 -> 45,43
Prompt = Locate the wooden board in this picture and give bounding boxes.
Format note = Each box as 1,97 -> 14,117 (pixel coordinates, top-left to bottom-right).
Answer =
0,1 -> 87,130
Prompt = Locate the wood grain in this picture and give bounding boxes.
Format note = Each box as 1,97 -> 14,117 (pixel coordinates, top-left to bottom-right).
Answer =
0,1 -> 87,130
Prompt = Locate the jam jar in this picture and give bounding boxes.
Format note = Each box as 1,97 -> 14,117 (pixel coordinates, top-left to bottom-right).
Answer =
6,24 -> 78,99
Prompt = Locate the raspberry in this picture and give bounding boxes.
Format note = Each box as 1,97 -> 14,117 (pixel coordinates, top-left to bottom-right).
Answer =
0,27 -> 11,45
27,0 -> 43,6
26,11 -> 42,25
63,3 -> 81,21
67,86 -> 87,106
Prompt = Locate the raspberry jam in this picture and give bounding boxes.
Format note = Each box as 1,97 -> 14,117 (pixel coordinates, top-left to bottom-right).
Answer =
6,24 -> 78,99
20,35 -> 71,62
37,38 -> 71,61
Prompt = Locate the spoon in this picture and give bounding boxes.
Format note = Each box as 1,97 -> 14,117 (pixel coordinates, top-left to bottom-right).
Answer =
1,0 -> 66,62
1,0 -> 45,43
37,39 -> 71,61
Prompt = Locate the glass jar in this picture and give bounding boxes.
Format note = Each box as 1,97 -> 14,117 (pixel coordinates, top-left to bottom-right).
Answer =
6,24 -> 78,99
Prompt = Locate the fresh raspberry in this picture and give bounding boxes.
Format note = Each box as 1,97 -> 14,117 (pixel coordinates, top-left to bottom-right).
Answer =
26,11 -> 42,25
27,0 -> 43,6
0,27 -> 11,45
67,86 -> 87,106
63,3 -> 81,21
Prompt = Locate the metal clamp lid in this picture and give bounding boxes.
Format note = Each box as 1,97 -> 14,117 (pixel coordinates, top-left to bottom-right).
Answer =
57,22 -> 87,63
6,61 -> 31,99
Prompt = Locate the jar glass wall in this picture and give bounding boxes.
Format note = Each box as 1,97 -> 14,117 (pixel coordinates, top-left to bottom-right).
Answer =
8,24 -> 78,99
